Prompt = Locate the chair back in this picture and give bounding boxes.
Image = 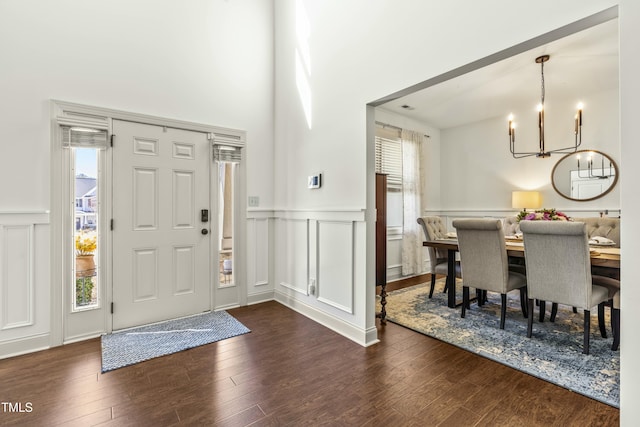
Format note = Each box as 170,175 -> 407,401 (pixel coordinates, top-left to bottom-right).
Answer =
520,221 -> 593,309
572,217 -> 620,247
452,219 -> 509,293
417,216 -> 449,274
503,216 -> 521,236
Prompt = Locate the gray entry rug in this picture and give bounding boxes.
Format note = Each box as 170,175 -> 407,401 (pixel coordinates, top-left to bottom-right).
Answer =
101,311 -> 250,373
383,280 -> 619,407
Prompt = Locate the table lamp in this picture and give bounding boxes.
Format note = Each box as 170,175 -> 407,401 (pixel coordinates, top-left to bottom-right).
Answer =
512,191 -> 542,212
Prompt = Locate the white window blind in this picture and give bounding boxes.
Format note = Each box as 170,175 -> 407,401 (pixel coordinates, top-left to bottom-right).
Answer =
213,145 -> 242,163
61,126 -> 108,149
375,136 -> 402,191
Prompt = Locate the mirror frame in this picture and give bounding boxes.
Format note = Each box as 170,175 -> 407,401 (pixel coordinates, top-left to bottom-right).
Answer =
551,149 -> 619,202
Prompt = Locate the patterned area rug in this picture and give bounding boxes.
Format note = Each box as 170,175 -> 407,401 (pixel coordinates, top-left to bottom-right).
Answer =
383,280 -> 619,407
101,311 -> 250,373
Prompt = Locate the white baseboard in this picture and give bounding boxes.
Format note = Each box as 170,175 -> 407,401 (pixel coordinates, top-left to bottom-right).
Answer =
63,332 -> 103,345
0,334 -> 51,360
247,290 -> 275,306
274,290 -> 379,347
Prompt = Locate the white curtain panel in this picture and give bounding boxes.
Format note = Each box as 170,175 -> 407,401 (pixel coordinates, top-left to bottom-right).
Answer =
401,129 -> 424,276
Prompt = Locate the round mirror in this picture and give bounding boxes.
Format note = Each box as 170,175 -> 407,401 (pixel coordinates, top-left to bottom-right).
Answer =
551,150 -> 618,201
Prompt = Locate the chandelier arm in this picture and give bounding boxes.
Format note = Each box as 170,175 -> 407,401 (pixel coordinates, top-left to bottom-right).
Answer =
511,150 -> 541,159
509,139 -> 540,157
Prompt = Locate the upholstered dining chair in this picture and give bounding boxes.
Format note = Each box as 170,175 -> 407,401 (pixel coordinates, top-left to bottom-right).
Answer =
452,218 -> 528,329
612,290 -> 620,351
503,216 -> 527,276
520,220 -> 611,354
502,216 -> 521,237
417,216 -> 461,298
572,217 -> 620,247
573,216 -> 621,281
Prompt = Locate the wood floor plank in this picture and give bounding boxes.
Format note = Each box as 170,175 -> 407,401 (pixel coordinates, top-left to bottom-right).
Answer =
0,300 -> 619,426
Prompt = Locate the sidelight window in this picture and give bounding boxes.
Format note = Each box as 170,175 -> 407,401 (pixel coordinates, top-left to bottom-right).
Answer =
62,126 -> 107,311
214,145 -> 241,288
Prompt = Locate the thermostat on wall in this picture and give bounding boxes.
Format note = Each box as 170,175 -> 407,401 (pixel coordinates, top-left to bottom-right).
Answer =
308,173 -> 322,189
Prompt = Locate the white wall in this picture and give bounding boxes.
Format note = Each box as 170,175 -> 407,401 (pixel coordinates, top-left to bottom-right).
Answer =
0,0 -> 274,210
619,0 -> 640,422
0,0 -> 274,355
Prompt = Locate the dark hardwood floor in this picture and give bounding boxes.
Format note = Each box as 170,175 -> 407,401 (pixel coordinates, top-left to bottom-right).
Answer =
0,300 -> 618,426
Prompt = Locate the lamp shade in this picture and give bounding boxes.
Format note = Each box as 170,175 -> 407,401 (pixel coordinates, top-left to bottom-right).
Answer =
512,191 -> 542,210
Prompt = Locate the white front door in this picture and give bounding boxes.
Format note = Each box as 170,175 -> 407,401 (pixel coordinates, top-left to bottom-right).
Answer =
112,120 -> 211,330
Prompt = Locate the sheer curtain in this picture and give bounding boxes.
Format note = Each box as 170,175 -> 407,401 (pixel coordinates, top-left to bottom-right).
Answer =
401,129 -> 424,276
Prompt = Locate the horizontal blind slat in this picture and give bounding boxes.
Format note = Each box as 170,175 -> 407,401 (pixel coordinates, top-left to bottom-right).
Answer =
375,136 -> 402,190
213,145 -> 242,163
61,126 -> 108,148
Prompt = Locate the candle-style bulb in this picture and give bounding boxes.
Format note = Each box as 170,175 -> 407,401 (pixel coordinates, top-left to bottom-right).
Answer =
577,102 -> 583,125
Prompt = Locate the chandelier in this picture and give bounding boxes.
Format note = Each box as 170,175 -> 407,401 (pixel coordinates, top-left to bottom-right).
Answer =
508,55 -> 583,158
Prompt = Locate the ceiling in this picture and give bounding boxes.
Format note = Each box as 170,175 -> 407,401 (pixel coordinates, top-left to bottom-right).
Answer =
377,19 -> 619,130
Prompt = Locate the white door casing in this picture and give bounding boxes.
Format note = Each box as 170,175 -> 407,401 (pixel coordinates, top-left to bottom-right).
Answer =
51,100 -> 246,345
112,120 -> 211,330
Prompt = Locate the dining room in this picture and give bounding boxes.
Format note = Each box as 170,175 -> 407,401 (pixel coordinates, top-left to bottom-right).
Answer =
373,11 -> 621,409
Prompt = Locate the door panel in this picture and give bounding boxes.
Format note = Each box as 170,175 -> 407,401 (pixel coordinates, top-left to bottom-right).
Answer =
112,120 -> 211,330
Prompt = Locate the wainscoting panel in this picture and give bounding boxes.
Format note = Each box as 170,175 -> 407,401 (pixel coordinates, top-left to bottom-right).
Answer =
316,220 -> 354,314
386,235 -> 403,282
0,212 -> 50,359
271,209 -> 376,346
246,216 -> 272,305
0,225 -> 33,330
276,218 -> 308,295
252,218 -> 269,287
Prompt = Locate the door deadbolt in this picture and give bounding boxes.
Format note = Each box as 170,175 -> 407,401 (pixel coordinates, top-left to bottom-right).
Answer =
201,228 -> 209,235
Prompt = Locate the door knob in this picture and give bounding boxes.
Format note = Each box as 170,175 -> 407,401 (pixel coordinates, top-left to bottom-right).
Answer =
201,228 -> 209,235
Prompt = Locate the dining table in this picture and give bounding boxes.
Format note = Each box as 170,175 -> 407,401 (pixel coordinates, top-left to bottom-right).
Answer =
423,238 -> 621,308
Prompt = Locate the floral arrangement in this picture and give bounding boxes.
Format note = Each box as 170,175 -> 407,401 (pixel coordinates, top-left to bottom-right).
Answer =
516,208 -> 571,222
75,234 -> 97,256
